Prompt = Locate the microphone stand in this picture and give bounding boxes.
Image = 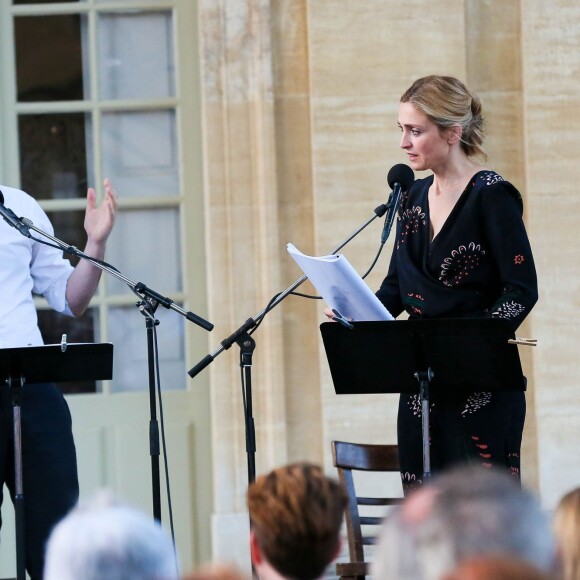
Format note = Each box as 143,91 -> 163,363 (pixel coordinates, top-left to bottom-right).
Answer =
188,201 -> 390,484
7,216 -> 212,569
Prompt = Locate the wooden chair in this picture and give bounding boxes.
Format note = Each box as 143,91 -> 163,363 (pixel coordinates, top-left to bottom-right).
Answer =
332,440 -> 403,580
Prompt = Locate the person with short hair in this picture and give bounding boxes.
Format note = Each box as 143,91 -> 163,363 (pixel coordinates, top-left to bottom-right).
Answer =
441,555 -> 551,580
553,486 -> 580,580
0,179 -> 116,578
371,465 -> 557,580
43,490 -> 179,580
181,562 -> 247,580
247,462 -> 347,580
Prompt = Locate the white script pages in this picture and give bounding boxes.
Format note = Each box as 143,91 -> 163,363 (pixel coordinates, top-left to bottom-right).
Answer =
287,243 -> 394,322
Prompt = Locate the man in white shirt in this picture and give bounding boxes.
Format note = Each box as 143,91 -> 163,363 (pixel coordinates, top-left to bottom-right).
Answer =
0,180 -> 116,579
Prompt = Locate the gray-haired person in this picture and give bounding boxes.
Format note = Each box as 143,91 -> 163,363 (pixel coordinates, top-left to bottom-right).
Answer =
43,491 -> 179,580
372,465 -> 557,580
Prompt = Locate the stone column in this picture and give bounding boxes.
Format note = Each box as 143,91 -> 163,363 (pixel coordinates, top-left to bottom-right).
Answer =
198,0 -> 289,567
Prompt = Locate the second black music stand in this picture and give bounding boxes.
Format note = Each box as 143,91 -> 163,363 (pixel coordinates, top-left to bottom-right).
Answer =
0,342 -> 113,580
320,318 -> 525,480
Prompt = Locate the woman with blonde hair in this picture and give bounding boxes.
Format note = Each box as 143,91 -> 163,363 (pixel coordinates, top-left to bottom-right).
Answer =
376,75 -> 537,492
553,487 -> 580,580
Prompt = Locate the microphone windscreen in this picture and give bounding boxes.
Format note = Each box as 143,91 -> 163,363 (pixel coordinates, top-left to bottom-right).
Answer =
387,164 -> 414,190
0,190 -> 4,204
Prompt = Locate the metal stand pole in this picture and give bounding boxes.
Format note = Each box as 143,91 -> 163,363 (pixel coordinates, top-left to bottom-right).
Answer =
146,315 -> 162,522
9,376 -> 26,580
414,368 -> 434,480
238,333 -> 257,484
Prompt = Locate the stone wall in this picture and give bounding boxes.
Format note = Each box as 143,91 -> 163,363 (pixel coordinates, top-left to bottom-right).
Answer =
198,0 -> 580,566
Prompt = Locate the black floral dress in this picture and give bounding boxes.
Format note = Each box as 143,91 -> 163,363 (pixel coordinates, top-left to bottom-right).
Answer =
376,170 -> 538,493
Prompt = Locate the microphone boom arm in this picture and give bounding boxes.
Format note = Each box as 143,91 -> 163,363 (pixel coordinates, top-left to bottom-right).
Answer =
23,219 -> 213,332
188,202 -> 388,378
380,183 -> 403,244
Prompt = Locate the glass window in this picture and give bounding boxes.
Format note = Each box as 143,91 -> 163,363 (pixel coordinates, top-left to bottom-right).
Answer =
101,110 -> 179,196
11,2 -> 185,393
13,0 -> 78,5
14,14 -> 86,102
45,209 -> 86,264
98,11 -> 175,100
109,304 -> 186,392
19,113 -> 90,200
94,0 -> 159,3
106,208 -> 182,296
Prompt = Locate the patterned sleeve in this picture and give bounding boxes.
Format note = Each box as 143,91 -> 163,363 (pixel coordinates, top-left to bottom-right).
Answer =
482,181 -> 538,330
376,244 -> 404,318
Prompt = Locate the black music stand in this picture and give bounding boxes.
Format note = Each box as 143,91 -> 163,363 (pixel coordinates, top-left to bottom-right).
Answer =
0,342 -> 113,580
320,318 -> 525,480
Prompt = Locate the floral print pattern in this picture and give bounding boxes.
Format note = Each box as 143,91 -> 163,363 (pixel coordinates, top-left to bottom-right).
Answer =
492,300 -> 526,320
481,171 -> 505,185
405,292 -> 425,315
398,205 -> 426,248
439,242 -> 486,287
471,434 -> 494,468
401,471 -> 423,492
406,393 -> 435,417
462,392 -> 492,417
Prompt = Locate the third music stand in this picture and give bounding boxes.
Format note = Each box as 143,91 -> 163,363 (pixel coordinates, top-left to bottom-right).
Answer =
320,318 -> 525,480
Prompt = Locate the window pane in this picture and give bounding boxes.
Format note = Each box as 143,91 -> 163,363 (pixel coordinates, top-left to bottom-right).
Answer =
101,110 -> 179,196
19,113 -> 90,200
105,208 -> 182,296
13,0 -> 163,3
93,0 -> 160,4
14,14 -> 85,102
108,305 -> 186,392
13,1 -> 78,5
45,210 -> 86,266
98,11 -> 175,100
37,307 -> 98,394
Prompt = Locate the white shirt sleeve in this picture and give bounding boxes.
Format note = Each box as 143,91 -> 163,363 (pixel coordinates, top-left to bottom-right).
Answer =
1,186 -> 76,346
29,208 -> 75,316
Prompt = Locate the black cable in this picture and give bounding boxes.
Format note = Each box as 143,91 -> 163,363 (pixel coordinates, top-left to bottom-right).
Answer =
286,242 -> 386,300
288,291 -> 322,299
240,366 -> 248,417
248,293 -> 281,335
360,242 -> 385,280
152,322 -> 179,575
249,238 -> 388,331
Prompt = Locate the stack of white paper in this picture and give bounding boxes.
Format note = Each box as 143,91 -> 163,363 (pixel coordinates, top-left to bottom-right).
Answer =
287,243 -> 394,322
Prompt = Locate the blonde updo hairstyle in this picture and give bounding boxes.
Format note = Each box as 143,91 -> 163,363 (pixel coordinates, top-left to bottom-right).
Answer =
401,75 -> 487,160
553,487 -> 580,580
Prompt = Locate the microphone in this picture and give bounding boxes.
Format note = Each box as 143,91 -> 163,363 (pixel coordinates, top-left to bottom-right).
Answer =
0,190 -> 32,237
380,164 -> 414,244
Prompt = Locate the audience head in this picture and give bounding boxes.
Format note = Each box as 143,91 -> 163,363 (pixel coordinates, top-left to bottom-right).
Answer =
247,462 -> 347,580
553,486 -> 580,580
372,465 -> 556,580
44,490 -> 179,580
181,562 -> 247,580
441,555 -> 551,580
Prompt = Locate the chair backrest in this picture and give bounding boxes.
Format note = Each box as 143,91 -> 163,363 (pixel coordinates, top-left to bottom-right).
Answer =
331,440 -> 403,566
